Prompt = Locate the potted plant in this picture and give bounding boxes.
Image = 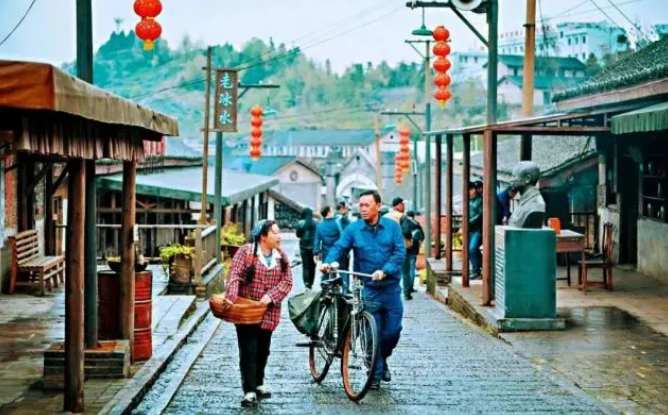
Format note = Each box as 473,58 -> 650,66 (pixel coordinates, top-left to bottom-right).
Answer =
106,246 -> 149,273
221,223 -> 246,260
159,244 -> 196,284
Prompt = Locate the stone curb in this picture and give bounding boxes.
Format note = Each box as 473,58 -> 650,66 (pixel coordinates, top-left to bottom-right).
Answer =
97,301 -> 211,415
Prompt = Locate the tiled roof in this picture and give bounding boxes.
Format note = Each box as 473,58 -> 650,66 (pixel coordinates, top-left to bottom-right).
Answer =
499,75 -> 583,91
554,37 -> 668,101
494,55 -> 588,71
471,135 -> 597,177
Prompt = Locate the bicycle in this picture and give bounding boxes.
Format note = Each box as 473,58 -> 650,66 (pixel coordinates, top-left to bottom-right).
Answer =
302,263 -> 379,401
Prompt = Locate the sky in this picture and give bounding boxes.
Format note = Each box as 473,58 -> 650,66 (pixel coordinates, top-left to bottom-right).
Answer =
1,0 -> 667,73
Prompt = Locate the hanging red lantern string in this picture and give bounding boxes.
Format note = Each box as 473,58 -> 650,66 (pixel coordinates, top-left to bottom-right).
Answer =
432,25 -> 452,108
134,0 -> 163,51
249,105 -> 264,161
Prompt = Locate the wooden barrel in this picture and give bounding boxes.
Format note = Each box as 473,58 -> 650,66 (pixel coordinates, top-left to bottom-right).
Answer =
133,270 -> 153,361
97,270 -> 120,340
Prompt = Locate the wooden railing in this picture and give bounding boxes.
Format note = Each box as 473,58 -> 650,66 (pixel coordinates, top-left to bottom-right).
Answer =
190,225 -> 218,281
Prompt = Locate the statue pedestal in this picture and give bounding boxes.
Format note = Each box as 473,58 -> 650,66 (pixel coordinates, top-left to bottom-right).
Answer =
488,226 -> 565,332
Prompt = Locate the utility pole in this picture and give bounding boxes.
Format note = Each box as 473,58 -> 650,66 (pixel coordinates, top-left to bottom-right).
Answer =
76,0 -> 98,353
520,0 -> 536,161
214,131 -> 223,263
424,39 -> 433,257
200,47 -> 213,224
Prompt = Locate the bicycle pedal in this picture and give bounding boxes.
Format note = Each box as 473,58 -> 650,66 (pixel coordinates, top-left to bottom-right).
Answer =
295,342 -> 313,348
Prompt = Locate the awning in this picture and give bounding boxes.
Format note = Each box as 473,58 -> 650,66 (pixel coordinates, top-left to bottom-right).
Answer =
0,60 -> 179,136
611,101 -> 668,135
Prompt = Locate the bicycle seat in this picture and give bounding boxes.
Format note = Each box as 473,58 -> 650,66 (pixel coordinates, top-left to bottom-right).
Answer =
320,276 -> 342,288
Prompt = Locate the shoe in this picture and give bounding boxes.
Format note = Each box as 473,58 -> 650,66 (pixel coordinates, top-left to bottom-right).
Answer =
382,369 -> 392,382
369,380 -> 381,390
403,294 -> 413,301
241,392 -> 258,407
256,385 -> 272,400
469,272 -> 482,280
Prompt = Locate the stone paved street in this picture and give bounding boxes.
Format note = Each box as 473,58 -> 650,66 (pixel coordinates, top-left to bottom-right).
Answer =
159,239 -> 614,415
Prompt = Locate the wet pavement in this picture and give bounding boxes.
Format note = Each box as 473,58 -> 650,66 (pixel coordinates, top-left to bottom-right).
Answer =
503,307 -> 668,415
156,237 -> 612,415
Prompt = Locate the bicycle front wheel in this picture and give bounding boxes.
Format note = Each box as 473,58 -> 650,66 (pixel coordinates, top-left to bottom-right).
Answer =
341,311 -> 378,401
309,303 -> 334,383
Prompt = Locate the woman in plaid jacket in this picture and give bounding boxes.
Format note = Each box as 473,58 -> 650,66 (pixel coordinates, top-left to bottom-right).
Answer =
224,219 -> 293,407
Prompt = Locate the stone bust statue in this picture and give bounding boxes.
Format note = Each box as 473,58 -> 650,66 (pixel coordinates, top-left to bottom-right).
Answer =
508,161 -> 546,229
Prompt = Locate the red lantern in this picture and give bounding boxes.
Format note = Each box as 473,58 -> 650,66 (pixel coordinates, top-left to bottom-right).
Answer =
433,42 -> 451,58
250,106 -> 264,117
134,0 -> 163,51
250,147 -> 262,161
250,127 -> 262,139
251,117 -> 263,128
134,0 -> 162,18
434,73 -> 451,88
434,87 -> 452,108
433,25 -> 450,42
433,57 -> 451,73
135,19 -> 162,51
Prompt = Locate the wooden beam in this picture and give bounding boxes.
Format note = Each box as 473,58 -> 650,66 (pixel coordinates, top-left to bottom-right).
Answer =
494,126 -> 610,135
481,129 -> 497,306
64,159 -> 85,413
120,162 -> 136,361
462,134 -> 471,287
52,164 -> 71,195
26,162 -> 53,195
45,165 -> 55,255
435,134 -> 443,259
445,134 -> 454,272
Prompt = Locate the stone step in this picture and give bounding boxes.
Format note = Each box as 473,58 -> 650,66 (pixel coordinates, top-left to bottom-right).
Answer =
152,295 -> 197,348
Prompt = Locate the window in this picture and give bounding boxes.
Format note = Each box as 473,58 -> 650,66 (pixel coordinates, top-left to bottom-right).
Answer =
568,38 -> 572,46
513,68 -> 519,76
560,31 -> 564,38
582,36 -> 587,44
641,152 -> 668,222
575,37 -> 579,44
474,57 -> 478,63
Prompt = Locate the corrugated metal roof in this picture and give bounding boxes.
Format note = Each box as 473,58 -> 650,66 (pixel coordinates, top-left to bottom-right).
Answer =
97,167 -> 278,206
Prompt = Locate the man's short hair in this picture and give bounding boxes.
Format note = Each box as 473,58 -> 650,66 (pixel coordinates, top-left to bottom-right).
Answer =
320,205 -> 332,218
359,190 -> 381,204
406,210 -> 416,218
391,197 -> 404,207
337,201 -> 347,210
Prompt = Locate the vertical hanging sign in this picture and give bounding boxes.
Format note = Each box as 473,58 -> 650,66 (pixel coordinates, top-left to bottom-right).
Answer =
213,69 -> 239,132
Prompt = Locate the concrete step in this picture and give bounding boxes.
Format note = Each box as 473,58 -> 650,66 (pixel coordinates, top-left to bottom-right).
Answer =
152,295 -> 197,348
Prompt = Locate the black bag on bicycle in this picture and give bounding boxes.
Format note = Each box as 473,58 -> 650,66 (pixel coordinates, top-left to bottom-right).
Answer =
288,290 -> 323,336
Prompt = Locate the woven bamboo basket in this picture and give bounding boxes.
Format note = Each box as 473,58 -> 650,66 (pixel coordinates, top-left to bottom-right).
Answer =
209,295 -> 267,324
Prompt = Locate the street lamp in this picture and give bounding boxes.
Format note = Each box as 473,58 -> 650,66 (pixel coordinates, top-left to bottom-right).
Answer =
407,7 -> 434,257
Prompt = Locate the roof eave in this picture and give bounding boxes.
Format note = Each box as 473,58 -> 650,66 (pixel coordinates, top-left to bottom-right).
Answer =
555,78 -> 668,112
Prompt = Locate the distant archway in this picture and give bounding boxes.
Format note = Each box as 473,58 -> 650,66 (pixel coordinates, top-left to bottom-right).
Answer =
336,173 -> 377,199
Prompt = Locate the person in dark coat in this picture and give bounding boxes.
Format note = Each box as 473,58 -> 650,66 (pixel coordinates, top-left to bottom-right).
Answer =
496,186 -> 518,225
313,205 -> 348,290
295,207 -> 317,289
469,181 -> 483,279
401,211 -> 424,300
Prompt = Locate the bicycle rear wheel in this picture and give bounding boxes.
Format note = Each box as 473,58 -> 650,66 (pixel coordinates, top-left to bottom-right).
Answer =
341,311 -> 378,401
309,303 -> 334,383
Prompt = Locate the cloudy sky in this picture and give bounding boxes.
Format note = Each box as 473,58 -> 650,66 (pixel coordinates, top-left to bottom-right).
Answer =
1,0 -> 666,72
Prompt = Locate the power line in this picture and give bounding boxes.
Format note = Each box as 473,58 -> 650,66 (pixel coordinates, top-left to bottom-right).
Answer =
547,0 -> 590,20
135,5 -> 404,103
604,0 -> 651,43
539,0 -> 646,22
587,0 -> 625,30
0,0 -> 38,48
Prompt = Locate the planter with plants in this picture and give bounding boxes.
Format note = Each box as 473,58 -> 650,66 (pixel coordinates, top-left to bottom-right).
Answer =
221,223 -> 246,260
159,244 -> 196,284
106,247 -> 148,273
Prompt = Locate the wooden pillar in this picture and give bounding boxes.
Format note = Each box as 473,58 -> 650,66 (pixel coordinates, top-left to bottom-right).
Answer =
64,159 -> 85,413
482,129 -> 497,306
435,134 -> 443,259
445,134 -> 454,272
120,162 -> 136,360
462,134 -> 471,287
17,153 -> 30,232
84,160 -> 98,348
45,165 -> 55,255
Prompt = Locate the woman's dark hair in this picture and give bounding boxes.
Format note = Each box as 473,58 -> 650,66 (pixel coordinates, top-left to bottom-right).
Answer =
320,205 -> 332,218
245,220 -> 288,282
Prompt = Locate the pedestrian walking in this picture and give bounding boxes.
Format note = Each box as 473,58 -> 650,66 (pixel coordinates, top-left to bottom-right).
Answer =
402,211 -> 424,300
321,190 -> 406,390
295,207 -> 317,289
223,219 -> 293,407
335,200 -> 351,273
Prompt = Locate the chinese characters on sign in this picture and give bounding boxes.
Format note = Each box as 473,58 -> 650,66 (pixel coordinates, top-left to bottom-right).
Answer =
213,69 -> 239,132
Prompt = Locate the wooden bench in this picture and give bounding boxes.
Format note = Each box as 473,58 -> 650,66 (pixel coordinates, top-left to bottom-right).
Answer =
9,230 -> 64,296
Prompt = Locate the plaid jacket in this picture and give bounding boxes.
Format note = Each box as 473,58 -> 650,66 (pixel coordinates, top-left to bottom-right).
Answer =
225,244 -> 293,331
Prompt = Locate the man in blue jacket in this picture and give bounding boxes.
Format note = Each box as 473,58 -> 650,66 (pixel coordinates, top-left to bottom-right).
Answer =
313,205 -> 348,290
321,190 -> 406,390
